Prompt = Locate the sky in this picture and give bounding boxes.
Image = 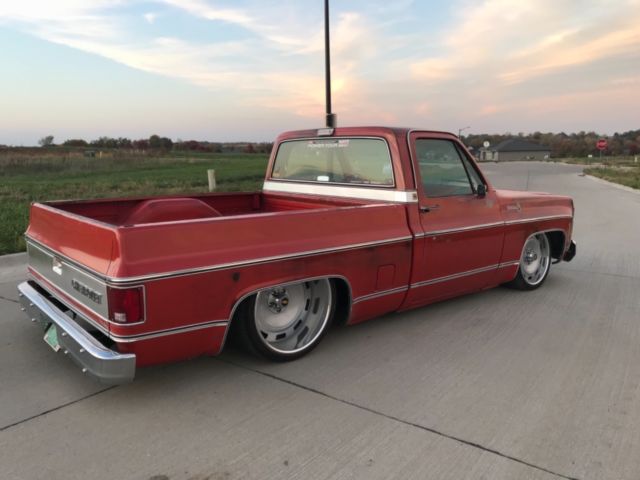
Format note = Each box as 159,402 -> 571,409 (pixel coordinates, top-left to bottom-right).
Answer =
0,0 -> 639,145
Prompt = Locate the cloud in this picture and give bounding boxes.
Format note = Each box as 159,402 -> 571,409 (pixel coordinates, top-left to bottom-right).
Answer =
0,0 -> 639,135
0,1 -> 390,120
401,0 -> 640,130
143,12 -> 158,24
160,0 -> 253,27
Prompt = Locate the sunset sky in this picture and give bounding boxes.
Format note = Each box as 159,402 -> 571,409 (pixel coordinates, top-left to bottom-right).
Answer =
1,0 -> 639,145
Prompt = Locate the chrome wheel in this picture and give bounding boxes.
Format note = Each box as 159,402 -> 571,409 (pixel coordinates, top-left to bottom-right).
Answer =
519,233 -> 551,286
253,279 -> 333,355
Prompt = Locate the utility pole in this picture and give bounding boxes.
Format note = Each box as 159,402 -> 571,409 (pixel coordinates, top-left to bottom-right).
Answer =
324,0 -> 336,128
458,126 -> 470,138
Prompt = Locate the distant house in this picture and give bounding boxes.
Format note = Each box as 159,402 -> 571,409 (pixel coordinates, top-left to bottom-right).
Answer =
479,138 -> 551,161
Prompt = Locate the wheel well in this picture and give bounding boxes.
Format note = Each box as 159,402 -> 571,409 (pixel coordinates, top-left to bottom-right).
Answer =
228,276 -> 352,328
330,278 -> 352,326
546,231 -> 566,260
222,276 -> 351,354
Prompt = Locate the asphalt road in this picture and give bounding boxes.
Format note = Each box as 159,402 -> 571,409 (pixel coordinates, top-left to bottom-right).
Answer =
2,162 -> 640,480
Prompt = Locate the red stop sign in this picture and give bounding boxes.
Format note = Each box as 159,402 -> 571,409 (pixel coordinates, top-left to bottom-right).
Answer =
597,139 -> 608,151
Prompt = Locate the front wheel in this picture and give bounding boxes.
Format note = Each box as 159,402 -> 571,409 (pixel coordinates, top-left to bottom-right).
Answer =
506,233 -> 551,290
235,279 -> 335,361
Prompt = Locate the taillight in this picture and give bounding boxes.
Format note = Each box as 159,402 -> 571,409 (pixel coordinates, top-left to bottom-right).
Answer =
107,286 -> 144,324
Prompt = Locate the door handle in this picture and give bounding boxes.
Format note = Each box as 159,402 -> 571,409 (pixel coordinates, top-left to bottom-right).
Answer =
420,204 -> 440,213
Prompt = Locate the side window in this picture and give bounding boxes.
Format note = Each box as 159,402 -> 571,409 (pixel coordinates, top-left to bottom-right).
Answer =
416,139 -> 474,197
456,144 -> 484,192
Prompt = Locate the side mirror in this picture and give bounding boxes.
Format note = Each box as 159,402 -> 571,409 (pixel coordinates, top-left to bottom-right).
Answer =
477,184 -> 487,197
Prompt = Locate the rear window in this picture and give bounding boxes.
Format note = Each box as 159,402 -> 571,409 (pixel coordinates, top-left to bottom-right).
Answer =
271,138 -> 394,187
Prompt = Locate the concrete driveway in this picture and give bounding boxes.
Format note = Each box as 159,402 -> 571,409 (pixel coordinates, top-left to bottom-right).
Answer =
1,162 -> 639,480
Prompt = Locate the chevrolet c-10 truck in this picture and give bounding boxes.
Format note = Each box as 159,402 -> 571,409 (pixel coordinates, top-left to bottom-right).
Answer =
18,126 -> 576,383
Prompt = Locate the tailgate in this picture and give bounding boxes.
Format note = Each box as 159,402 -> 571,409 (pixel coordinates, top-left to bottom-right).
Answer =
25,202 -> 119,320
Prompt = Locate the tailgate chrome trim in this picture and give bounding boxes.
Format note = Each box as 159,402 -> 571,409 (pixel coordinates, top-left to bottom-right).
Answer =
18,281 -> 135,384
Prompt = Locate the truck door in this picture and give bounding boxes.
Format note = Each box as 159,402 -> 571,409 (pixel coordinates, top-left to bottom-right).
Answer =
404,132 -> 505,307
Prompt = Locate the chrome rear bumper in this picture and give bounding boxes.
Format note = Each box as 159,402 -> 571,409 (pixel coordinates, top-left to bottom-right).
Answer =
18,281 -> 135,384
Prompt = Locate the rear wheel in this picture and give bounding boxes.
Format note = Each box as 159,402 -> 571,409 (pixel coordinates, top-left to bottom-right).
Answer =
506,233 -> 551,290
236,279 -> 335,361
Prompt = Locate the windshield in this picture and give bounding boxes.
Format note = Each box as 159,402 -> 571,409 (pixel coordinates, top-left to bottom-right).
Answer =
271,138 -> 394,187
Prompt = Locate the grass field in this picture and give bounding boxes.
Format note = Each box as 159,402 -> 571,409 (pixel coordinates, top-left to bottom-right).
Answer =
0,150 -> 268,255
554,156 -> 640,191
2,150 -> 638,256
584,165 -> 640,190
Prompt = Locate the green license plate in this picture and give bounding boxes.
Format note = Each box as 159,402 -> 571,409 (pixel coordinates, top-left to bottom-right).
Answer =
43,324 -> 61,352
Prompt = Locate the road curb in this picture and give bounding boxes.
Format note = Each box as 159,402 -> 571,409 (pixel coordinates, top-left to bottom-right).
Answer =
583,174 -> 640,195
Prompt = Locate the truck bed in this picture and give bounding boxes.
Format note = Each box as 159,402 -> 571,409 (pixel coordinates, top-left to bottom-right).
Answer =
49,192 -> 362,226
26,191 -> 412,280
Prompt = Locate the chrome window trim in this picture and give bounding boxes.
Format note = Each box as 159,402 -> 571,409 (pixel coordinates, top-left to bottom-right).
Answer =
263,181 -> 418,203
414,138 -> 476,198
406,129 -> 490,198
270,136 -> 397,188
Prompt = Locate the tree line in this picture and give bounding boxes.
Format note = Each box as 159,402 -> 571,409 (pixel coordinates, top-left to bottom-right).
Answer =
463,129 -> 640,157
37,135 -> 273,154
34,129 -> 640,158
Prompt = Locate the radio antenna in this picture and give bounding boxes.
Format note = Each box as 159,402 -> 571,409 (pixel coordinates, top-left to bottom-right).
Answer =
324,0 -> 337,128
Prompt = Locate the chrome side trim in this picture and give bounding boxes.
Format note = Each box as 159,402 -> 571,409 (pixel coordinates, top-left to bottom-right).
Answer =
417,221 -> 505,237
28,235 -> 412,285
504,215 -> 572,226
107,236 -> 412,284
111,320 -> 229,343
415,215 -> 572,238
410,262 -> 517,289
499,261 -> 520,268
263,181 -> 418,203
411,264 -> 499,289
352,286 -> 409,305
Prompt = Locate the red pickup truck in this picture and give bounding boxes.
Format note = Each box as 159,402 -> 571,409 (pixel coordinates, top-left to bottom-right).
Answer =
18,126 -> 576,383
